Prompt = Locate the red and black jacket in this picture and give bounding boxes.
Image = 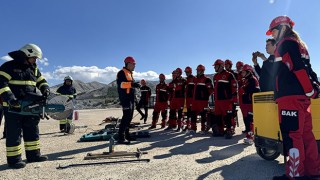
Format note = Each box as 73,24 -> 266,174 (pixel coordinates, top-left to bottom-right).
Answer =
274,37 -> 315,99
155,82 -> 169,103
213,70 -> 237,101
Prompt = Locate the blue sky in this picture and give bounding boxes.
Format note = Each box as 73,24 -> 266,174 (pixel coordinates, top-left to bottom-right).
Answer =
1,0 -> 320,86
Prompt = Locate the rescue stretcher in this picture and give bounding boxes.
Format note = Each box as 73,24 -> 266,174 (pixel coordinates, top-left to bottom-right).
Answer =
253,91 -> 320,160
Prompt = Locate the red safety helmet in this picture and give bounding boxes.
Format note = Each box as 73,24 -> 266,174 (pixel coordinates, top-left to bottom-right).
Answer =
266,16 -> 295,35
236,61 -> 244,68
185,66 -> 192,73
140,79 -> 146,86
124,56 -> 136,64
196,64 -> 205,71
159,73 -> 166,79
225,59 -> 233,66
213,59 -> 224,66
176,68 -> 183,75
242,64 -> 253,72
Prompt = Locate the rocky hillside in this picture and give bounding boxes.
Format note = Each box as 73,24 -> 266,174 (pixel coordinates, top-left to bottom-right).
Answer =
51,75 -> 215,109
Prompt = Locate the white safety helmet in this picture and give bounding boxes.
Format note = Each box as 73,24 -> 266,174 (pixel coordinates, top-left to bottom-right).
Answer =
64,75 -> 73,81
19,43 -> 43,59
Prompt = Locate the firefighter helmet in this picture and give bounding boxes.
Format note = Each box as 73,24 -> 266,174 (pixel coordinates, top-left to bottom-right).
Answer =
185,66 -> 192,73
236,61 -> 244,68
20,43 -> 43,59
196,64 -> 205,71
225,59 -> 233,66
124,56 -> 136,64
242,64 -> 253,72
176,68 -> 183,75
213,59 -> 224,66
64,75 -> 73,81
159,73 -> 166,79
266,16 -> 295,35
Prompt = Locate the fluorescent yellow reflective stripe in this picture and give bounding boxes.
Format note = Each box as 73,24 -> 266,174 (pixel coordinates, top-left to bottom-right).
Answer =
67,119 -> 73,123
0,87 -> 11,94
6,144 -> 22,151
3,102 -> 8,107
36,76 -> 45,83
25,140 -> 40,151
25,146 -> 40,151
35,68 -> 38,77
9,80 -> 36,86
0,71 -> 12,80
38,82 -> 49,89
7,149 -> 22,157
24,140 -> 40,146
60,119 -> 67,124
6,144 -> 22,157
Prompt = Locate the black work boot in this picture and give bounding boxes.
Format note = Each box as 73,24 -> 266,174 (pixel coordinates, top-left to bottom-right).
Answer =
117,138 -> 130,145
8,161 -> 26,169
27,155 -> 48,163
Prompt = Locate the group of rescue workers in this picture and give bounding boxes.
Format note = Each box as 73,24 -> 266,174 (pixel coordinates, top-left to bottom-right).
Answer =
1,15 -> 320,179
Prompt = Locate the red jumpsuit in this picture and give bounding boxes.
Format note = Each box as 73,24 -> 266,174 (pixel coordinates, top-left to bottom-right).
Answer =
212,70 -> 237,136
151,82 -> 169,128
226,69 -> 239,129
190,74 -> 214,131
238,73 -> 260,140
274,37 -> 320,178
168,77 -> 186,128
185,74 -> 196,130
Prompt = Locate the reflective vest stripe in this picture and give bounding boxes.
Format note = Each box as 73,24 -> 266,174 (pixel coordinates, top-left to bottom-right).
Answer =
9,80 -> 36,86
0,87 -> 11,94
0,71 -> 12,80
275,57 -> 282,62
37,76 -> 45,83
38,82 -> 49,89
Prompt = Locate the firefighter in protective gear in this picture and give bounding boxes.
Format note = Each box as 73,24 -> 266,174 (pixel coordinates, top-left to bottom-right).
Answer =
267,16 -> 320,179
116,56 -> 140,144
149,74 -> 169,129
56,75 -> 77,133
0,44 -> 50,169
184,66 -> 195,131
225,59 -> 239,132
212,59 -> 237,139
190,64 -> 213,133
166,68 -> 186,131
238,64 -> 260,145
136,79 -> 151,124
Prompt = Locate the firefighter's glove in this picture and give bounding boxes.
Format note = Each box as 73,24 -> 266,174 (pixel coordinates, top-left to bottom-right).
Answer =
131,82 -> 141,88
43,89 -> 50,98
8,99 -> 21,111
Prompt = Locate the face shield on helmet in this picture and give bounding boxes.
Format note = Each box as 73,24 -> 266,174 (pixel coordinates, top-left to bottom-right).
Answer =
20,43 -> 43,59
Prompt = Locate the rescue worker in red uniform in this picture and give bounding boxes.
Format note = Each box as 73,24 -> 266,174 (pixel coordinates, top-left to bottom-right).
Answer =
212,59 -> 237,139
190,65 -> 214,133
184,66 -> 195,131
149,74 -> 169,129
0,44 -> 50,169
166,68 -> 186,131
266,16 -> 320,180
56,75 -> 77,133
238,64 -> 260,145
136,79 -> 151,124
225,59 -> 239,131
116,56 -> 141,144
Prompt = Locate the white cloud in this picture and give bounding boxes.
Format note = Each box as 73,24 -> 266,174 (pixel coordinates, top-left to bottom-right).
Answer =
0,55 -> 13,61
42,65 -> 162,84
38,57 -> 49,66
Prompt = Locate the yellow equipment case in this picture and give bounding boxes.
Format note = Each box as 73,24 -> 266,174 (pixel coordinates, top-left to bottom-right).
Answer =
253,91 -> 320,160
